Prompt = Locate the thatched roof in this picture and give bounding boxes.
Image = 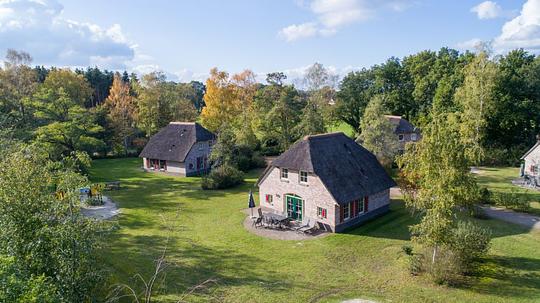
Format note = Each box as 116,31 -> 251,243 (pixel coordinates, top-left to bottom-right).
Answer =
139,122 -> 215,162
385,115 -> 419,134
259,132 -> 396,204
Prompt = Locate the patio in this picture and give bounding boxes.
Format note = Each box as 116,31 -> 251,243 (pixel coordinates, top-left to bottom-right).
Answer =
242,207 -> 329,241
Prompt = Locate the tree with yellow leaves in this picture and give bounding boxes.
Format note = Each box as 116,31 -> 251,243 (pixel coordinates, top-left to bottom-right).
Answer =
200,68 -> 239,132
104,73 -> 137,154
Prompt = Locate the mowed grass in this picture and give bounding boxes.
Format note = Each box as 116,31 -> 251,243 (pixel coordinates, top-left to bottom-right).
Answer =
475,167 -> 540,216
90,158 -> 540,303
329,122 -> 356,138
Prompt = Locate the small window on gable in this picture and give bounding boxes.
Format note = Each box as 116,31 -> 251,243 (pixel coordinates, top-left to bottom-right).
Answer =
281,168 -> 288,180
411,133 -> 417,141
198,142 -> 204,150
299,171 -> 308,183
317,207 -> 327,219
398,134 -> 404,141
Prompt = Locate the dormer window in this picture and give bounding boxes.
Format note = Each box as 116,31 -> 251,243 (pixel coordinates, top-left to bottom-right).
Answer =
398,134 -> 404,142
281,168 -> 288,180
411,133 -> 417,141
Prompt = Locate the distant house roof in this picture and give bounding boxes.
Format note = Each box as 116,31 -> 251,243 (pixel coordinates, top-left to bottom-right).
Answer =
258,132 -> 396,205
521,141 -> 540,160
139,122 -> 215,162
384,115 -> 419,134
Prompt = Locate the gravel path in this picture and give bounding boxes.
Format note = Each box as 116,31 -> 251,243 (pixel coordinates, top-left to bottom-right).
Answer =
480,205 -> 540,231
81,196 -> 120,220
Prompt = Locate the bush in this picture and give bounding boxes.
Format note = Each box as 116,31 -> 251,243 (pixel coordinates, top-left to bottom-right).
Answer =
490,190 -> 531,211
201,164 -> 244,190
448,221 -> 491,270
426,249 -> 463,285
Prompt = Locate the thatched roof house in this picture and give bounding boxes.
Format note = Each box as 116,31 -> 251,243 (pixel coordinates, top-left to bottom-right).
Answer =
139,122 -> 215,176
257,132 -> 396,232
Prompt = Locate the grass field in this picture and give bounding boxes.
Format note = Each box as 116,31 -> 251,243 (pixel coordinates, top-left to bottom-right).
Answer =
475,167 -> 540,216
328,122 -> 355,137
90,158 -> 540,303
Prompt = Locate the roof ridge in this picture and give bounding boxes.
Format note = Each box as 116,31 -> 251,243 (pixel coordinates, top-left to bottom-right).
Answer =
303,132 -> 344,140
169,122 -> 196,125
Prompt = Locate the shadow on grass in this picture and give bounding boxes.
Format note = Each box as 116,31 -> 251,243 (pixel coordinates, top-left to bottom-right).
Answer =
104,232 -> 294,300
468,255 -> 540,299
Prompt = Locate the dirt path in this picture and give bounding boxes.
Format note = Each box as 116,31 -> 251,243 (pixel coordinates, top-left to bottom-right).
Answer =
480,205 -> 540,231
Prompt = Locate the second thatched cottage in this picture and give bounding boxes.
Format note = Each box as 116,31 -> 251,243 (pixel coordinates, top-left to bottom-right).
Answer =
257,132 -> 396,232
139,122 -> 215,176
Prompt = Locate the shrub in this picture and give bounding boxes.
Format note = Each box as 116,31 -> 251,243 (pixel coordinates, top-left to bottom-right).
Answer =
201,164 -> 244,190
490,190 -> 531,211
448,221 -> 491,271
426,248 -> 463,285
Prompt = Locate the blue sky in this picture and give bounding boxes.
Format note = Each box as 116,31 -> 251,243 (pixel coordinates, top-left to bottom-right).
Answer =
0,0 -> 537,82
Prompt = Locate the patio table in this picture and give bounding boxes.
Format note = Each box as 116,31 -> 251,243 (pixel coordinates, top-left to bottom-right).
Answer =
262,212 -> 289,228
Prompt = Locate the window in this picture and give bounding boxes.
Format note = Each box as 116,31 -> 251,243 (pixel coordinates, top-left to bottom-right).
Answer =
299,171 -> 308,183
358,199 -> 365,214
343,203 -> 350,220
411,133 -> 417,141
281,168 -> 288,180
265,194 -> 273,204
189,163 -> 194,169
198,142 -> 204,150
159,160 -> 167,170
398,134 -> 404,141
317,207 -> 327,219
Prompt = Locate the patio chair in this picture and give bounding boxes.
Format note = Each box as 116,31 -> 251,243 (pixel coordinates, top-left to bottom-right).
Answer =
294,219 -> 311,234
252,217 -> 263,228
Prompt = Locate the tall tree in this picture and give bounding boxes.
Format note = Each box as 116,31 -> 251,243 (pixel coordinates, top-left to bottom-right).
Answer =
254,84 -> 305,152
0,49 -> 38,134
32,73 -> 104,158
454,51 -> 497,163
336,68 -> 376,133
398,112 -> 479,264
200,68 -> 240,132
103,73 -> 137,154
358,95 -> 399,168
232,70 -> 258,145
136,72 -> 197,137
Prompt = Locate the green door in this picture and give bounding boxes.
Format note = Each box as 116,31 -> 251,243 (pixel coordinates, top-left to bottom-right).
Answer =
286,195 -> 303,221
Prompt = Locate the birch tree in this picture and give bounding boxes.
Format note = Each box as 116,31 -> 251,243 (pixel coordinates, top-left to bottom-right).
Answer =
454,51 -> 497,164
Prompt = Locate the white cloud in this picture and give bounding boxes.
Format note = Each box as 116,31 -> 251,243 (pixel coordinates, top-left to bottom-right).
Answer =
279,0 -> 413,42
0,0 -> 134,69
493,0 -> 540,52
279,22 -> 318,42
456,38 -> 485,50
471,1 -> 503,19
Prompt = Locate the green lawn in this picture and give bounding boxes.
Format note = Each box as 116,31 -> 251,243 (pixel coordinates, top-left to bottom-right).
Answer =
475,167 -> 540,216
329,122 -> 356,137
91,158 -> 540,303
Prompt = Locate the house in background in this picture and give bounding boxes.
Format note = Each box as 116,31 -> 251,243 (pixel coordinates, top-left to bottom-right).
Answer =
385,115 -> 421,152
257,132 -> 396,233
139,122 -> 215,176
521,138 -> 540,179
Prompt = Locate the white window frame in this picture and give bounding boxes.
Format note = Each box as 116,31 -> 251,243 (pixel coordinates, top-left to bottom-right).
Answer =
411,133 -> 417,141
198,142 -> 204,150
358,200 -> 365,214
398,134 -> 405,142
317,206 -> 327,219
281,168 -> 288,180
343,203 -> 350,220
299,171 -> 308,184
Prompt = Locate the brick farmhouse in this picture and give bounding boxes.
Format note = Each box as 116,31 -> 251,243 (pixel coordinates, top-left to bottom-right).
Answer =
257,132 -> 396,232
